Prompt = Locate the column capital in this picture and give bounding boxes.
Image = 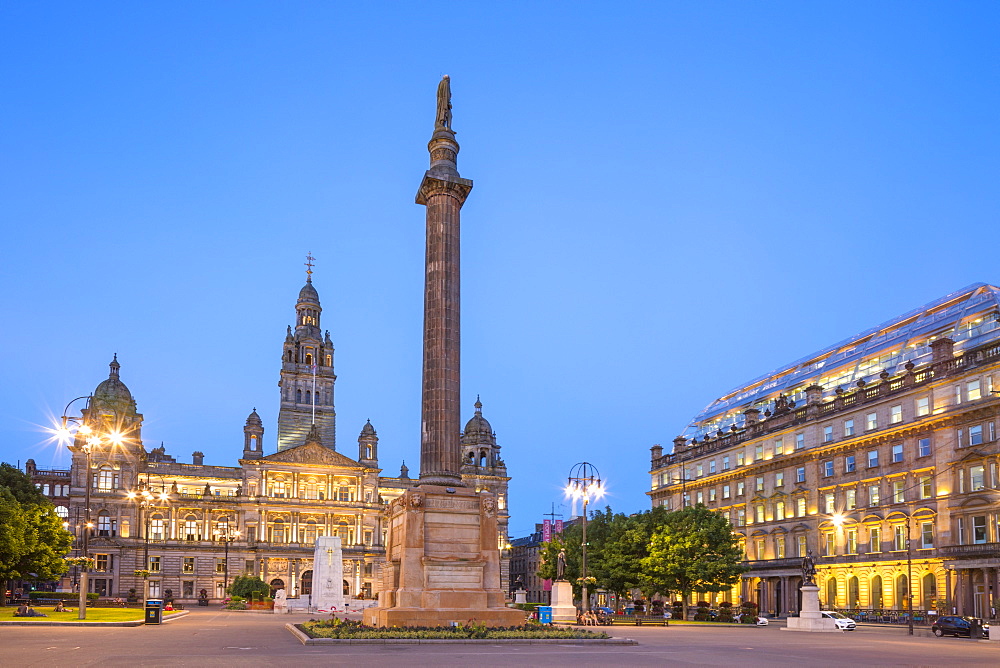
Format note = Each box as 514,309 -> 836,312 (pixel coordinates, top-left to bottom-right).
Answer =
416,172 -> 473,206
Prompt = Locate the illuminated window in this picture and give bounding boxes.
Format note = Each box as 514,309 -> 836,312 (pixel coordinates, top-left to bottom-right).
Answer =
868,450 -> 879,468
696,464 -> 704,477
754,445 -> 763,461
824,493 -> 835,514
774,438 -> 784,455
797,535 -> 807,557
968,380 -> 982,401
916,397 -> 929,417
95,554 -> 110,572
722,485 -> 730,499
825,533 -> 835,556
709,488 -> 717,502
796,498 -> 807,516
870,526 -> 881,552
183,557 -> 194,573
755,505 -> 765,523
150,516 -> 165,540
737,482 -> 745,496
869,485 -> 880,506
866,413 -> 878,431
737,452 -> 745,466
893,480 -> 905,503
894,525 -> 906,550
921,522 -> 934,549
776,536 -> 785,558
920,476 -> 932,499
971,465 -> 985,491
846,489 -> 856,510
149,556 -> 161,572
775,501 -> 785,520
846,529 -> 858,554
55,505 -> 68,518
890,405 -> 902,424
755,476 -> 764,492
755,538 -> 765,560
775,472 -> 784,487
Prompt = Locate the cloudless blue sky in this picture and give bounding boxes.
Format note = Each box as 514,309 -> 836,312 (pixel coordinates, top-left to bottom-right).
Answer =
1,2 -> 997,538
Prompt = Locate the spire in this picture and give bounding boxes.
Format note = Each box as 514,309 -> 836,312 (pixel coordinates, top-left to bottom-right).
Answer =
304,251 -> 315,283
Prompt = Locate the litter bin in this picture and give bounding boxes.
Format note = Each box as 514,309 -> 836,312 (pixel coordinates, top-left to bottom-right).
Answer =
145,598 -> 163,625
538,606 -> 553,624
971,617 -> 984,639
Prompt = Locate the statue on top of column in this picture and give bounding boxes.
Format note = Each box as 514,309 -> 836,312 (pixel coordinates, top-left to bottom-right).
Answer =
435,75 -> 452,129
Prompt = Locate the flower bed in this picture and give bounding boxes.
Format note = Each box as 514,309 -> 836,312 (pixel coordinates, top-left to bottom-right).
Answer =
299,619 -> 609,640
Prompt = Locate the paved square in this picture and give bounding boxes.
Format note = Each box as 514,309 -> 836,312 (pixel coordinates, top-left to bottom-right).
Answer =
3,610 -> 999,666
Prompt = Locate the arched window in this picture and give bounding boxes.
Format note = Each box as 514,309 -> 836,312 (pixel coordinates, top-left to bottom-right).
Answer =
896,574 -> 908,610
922,573 -> 937,610
300,570 -> 313,596
286,351 -> 293,362
296,389 -> 302,403
184,515 -> 200,541
479,451 -> 487,467
871,575 -> 883,608
150,514 -> 165,541
305,353 -> 313,365
55,505 -> 69,518
97,510 -> 114,536
325,355 -> 332,366
96,466 -> 117,490
825,577 -> 837,607
305,390 -> 311,404
365,445 -> 373,459
270,518 -> 286,543
250,435 -> 258,450
343,579 -> 350,596
303,520 -> 318,543
847,576 -> 859,608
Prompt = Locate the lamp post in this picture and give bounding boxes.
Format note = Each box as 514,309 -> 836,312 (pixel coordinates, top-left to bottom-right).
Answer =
214,526 -> 241,595
58,395 -> 128,619
832,511 -> 914,636
126,484 -> 169,599
565,462 -> 605,613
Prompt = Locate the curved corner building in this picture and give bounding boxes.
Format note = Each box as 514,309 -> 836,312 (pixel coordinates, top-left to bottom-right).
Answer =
649,282 -> 1000,619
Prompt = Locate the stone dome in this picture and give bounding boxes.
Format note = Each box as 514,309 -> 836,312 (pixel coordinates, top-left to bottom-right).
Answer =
298,280 -> 319,303
462,398 -> 494,443
245,409 -> 262,425
91,355 -> 135,412
360,419 -> 376,436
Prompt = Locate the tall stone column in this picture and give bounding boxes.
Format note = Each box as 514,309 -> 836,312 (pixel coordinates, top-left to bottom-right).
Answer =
416,75 -> 472,487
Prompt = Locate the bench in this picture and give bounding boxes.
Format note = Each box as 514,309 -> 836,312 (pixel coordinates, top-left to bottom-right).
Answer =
608,614 -> 668,626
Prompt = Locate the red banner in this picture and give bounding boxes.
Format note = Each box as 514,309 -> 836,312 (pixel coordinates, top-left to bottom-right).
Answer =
543,579 -> 552,591
542,519 -> 551,542
554,519 -> 563,535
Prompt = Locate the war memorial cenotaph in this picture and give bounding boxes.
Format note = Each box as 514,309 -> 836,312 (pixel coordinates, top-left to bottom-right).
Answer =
363,78 -> 522,627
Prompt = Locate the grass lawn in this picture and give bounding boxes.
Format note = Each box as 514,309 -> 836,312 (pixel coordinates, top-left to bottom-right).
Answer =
0,607 -> 181,622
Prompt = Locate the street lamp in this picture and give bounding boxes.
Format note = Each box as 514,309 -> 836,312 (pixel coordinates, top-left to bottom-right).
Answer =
565,462 -> 605,613
126,485 -> 169,599
213,526 -> 241,595
58,396 -> 132,619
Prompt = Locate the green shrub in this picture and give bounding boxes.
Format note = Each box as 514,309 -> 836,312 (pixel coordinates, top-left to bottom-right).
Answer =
228,575 -> 270,599
299,620 -> 609,640
28,592 -> 98,602
225,595 -> 247,610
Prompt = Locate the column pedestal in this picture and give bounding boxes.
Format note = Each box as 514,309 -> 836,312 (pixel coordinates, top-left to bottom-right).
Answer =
550,581 -> 576,624
782,584 -> 839,632
363,485 -> 523,628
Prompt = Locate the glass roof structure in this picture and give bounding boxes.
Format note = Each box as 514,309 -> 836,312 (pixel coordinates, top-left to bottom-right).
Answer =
683,283 -> 1000,442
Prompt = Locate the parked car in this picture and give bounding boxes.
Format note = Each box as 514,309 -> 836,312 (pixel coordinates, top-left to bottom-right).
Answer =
931,615 -> 990,638
820,611 -> 857,631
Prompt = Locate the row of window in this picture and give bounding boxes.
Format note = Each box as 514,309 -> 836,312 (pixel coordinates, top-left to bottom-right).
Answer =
665,376 -> 994,488
743,521 -> 935,561
35,483 -> 70,496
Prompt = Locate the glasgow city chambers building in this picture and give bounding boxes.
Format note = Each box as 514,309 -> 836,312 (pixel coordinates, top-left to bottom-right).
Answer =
650,283 -> 1000,620
27,273 -> 511,604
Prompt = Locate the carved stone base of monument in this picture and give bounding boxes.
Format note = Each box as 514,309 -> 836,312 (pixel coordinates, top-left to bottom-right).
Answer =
550,581 -> 577,624
312,535 -> 345,613
363,485 -> 524,628
514,589 -> 527,605
782,584 -> 840,632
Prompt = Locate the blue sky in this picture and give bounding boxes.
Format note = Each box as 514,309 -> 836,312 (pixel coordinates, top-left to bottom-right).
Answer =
1,2 -> 997,538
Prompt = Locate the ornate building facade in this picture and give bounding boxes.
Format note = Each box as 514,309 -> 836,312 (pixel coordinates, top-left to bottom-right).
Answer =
31,276 -> 511,603
649,283 -> 1000,619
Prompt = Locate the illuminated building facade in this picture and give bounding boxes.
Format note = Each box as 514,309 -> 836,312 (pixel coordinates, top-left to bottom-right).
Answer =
649,283 -> 1000,618
31,276 -> 510,603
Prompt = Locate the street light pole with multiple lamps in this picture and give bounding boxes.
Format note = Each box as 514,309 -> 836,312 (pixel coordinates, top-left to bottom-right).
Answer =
565,462 -> 605,613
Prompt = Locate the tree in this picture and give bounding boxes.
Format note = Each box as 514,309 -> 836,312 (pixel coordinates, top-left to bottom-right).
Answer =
594,505 -> 671,602
0,463 -> 72,606
641,505 -> 748,621
228,574 -> 271,599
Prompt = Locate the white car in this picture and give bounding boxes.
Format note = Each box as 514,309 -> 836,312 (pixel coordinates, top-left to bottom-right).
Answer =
821,611 -> 857,630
